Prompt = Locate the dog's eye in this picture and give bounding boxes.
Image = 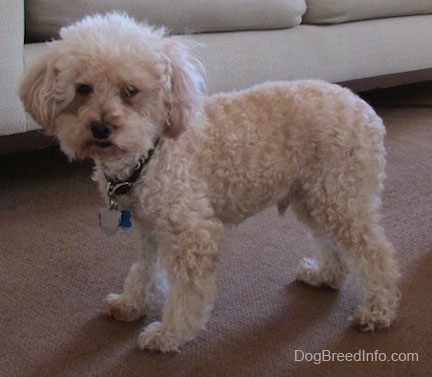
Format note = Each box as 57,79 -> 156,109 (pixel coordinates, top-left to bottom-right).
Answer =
121,86 -> 139,99
76,84 -> 93,96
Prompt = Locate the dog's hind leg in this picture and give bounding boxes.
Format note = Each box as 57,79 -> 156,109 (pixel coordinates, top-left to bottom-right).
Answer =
103,231 -> 159,321
296,231 -> 348,289
290,198 -> 348,289
346,223 -> 401,331
300,193 -> 400,331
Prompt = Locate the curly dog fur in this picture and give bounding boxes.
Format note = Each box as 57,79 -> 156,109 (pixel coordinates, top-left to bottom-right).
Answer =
20,13 -> 400,352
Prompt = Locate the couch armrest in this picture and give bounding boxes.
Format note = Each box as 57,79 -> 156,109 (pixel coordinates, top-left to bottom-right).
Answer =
0,0 -> 26,136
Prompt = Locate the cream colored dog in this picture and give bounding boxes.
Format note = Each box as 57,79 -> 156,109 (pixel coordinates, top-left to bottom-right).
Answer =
20,13 -> 400,352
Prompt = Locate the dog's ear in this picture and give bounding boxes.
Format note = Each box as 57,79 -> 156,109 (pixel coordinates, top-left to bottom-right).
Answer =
19,53 -> 61,134
160,37 -> 205,138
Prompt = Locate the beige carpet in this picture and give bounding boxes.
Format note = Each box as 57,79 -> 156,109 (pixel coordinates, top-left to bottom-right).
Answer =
1,84 -> 431,377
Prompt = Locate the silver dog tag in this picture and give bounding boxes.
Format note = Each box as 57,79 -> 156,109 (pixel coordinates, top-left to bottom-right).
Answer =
98,208 -> 122,236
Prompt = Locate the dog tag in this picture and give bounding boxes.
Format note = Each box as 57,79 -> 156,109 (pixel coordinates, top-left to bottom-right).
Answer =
98,208 -> 122,236
120,209 -> 132,229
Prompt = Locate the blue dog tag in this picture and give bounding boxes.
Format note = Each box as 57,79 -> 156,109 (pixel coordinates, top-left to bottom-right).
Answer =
120,209 -> 132,229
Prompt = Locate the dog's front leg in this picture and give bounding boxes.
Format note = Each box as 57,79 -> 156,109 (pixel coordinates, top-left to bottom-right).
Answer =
138,218 -> 223,352
103,231 -> 159,321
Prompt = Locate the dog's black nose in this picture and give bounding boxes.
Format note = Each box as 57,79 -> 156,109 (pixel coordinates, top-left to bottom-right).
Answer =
90,121 -> 114,140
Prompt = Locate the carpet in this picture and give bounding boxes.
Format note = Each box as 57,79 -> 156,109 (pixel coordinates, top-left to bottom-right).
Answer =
1,84 -> 431,377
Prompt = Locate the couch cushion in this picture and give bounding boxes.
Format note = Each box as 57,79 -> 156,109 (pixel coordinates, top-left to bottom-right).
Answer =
303,0 -> 432,24
25,0 -> 306,43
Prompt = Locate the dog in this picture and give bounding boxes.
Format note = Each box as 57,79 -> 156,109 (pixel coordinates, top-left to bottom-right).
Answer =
19,13 -> 400,352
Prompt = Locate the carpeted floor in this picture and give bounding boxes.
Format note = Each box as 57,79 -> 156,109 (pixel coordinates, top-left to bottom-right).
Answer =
1,84 -> 431,377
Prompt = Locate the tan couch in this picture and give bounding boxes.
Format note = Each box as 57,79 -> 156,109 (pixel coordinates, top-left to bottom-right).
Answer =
2,0 -> 432,141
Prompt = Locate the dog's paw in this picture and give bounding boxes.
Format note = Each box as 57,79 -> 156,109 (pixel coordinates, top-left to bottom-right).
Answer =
138,322 -> 183,353
295,257 -> 342,289
102,293 -> 147,322
351,305 -> 395,331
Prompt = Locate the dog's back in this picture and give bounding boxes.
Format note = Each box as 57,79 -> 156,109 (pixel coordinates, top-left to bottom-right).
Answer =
195,80 -> 385,224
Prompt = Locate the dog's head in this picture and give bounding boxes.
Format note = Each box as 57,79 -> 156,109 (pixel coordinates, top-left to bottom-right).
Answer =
19,13 -> 205,160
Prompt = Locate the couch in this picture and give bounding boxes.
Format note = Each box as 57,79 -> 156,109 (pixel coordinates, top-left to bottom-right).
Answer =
2,0 -> 432,147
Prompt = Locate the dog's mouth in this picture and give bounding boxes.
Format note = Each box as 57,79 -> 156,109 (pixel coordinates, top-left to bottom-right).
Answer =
78,138 -> 128,161
95,140 -> 113,148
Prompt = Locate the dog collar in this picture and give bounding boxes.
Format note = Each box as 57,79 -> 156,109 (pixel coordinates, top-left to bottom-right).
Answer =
98,138 -> 159,236
104,137 -> 159,201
